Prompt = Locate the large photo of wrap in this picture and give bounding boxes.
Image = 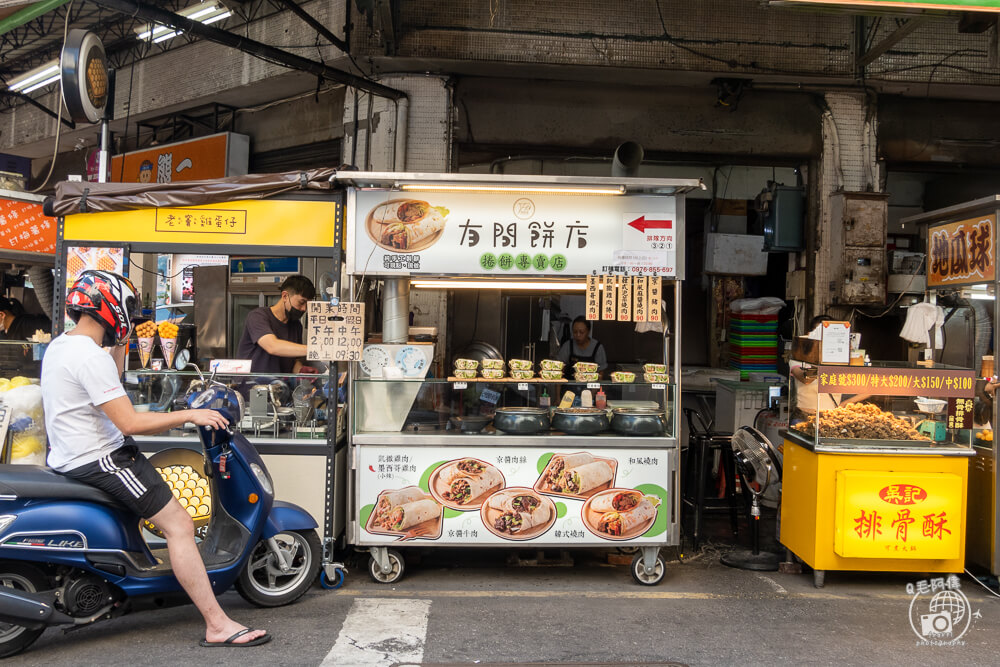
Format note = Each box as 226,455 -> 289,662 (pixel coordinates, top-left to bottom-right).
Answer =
366,199 -> 449,253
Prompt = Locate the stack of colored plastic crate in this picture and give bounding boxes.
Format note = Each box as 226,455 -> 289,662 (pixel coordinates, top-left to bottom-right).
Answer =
728,312 -> 778,378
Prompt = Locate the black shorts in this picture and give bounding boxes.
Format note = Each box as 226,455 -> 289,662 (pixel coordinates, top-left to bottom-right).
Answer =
62,443 -> 174,519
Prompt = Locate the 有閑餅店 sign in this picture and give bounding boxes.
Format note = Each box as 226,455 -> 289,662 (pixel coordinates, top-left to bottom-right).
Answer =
927,215 -> 994,288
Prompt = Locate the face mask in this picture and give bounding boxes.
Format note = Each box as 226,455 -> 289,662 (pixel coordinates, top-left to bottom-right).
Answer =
285,296 -> 305,322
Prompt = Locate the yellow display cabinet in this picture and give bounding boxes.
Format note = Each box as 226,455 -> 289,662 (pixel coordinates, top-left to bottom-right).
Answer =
782,361 -> 976,587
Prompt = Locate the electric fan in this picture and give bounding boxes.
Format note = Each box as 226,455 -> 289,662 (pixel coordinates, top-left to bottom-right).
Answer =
720,426 -> 783,571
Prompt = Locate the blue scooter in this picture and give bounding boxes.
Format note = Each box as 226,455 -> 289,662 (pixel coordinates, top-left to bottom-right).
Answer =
0,382 -> 341,657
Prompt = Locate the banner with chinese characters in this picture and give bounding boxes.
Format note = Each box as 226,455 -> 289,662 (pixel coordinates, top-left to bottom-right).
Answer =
306,301 -> 364,362
927,215 -> 994,288
109,132 -> 248,184
0,196 -> 56,255
834,470 -> 963,559
356,445 -> 672,546
817,366 -> 976,398
350,190 -> 679,278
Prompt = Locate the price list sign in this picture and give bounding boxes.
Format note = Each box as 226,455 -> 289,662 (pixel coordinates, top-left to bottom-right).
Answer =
602,275 -> 617,320
586,274 -> 600,321
306,301 -> 365,361
618,274 -> 632,321
648,277 -> 662,323
633,275 -> 648,322
947,397 -> 974,429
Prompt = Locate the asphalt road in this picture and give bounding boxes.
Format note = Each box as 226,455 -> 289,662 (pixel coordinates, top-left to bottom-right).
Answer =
7,545 -> 1000,666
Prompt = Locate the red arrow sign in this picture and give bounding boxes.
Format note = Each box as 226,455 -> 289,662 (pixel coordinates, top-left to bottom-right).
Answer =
628,215 -> 672,233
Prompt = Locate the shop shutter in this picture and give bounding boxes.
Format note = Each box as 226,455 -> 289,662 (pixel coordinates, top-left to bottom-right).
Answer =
249,139 -> 342,173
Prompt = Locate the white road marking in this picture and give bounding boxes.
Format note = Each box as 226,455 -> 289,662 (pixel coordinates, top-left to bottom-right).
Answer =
322,597 -> 432,667
755,573 -> 788,594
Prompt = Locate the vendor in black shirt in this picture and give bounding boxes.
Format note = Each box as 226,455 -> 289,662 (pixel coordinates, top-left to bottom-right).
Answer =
237,275 -> 316,374
557,316 -> 608,376
0,296 -> 51,341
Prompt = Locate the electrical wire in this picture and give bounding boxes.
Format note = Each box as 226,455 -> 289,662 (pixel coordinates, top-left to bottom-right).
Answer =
28,1 -> 73,193
850,255 -> 927,323
964,568 -> 1000,599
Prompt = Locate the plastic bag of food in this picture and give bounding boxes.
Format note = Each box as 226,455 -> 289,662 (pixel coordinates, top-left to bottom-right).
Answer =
573,362 -> 598,373
540,359 -> 565,371
510,370 -> 535,380
481,359 -> 505,370
454,358 -> 479,370
453,369 -> 477,379
611,371 -> 635,383
508,359 -> 533,371
574,372 -> 599,382
539,370 -> 564,380
643,363 -> 666,374
480,368 -> 505,379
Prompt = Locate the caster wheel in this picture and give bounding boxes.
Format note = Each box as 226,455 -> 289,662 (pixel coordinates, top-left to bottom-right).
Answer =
321,568 -> 345,589
631,552 -> 666,586
813,569 -> 826,588
369,548 -> 405,584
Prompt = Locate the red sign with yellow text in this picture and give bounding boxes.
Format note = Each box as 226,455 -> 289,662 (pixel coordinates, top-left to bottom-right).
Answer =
109,132 -> 247,184
927,215 -> 994,288
0,197 -> 57,254
835,470 -> 963,559
818,365 -> 975,398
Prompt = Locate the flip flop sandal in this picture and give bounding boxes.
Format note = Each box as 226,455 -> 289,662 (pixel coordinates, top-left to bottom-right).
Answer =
200,629 -> 272,647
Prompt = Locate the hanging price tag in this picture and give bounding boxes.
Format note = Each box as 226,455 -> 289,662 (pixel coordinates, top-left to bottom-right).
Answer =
652,383 -> 666,390
633,275 -> 648,322
586,274 -> 600,321
618,275 -> 632,321
648,277 -> 662,323
602,274 -> 616,320
517,382 -> 529,390
306,301 -> 365,361
587,382 -> 601,389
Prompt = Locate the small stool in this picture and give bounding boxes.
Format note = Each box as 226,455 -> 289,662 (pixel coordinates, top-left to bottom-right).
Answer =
681,408 -> 741,548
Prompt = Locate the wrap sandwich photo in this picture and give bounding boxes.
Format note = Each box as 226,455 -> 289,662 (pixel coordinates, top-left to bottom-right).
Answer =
485,489 -> 552,536
387,498 -> 442,532
542,452 -> 594,489
590,489 -> 645,513
439,458 -> 492,485
442,466 -> 503,505
596,500 -> 657,538
372,486 -> 428,528
367,199 -> 449,252
554,460 -> 614,496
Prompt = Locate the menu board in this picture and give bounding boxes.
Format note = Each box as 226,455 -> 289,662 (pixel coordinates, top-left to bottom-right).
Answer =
820,321 -> 851,365
633,275 -> 648,322
357,445 -> 671,546
306,301 -> 364,362
947,397 -> 973,430
602,275 -> 616,320
618,275 -> 632,321
585,274 -> 600,321
648,277 -> 662,323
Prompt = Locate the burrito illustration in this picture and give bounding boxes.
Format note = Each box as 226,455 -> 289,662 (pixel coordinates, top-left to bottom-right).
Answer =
439,459 -> 491,485
488,490 -> 546,515
443,467 -> 502,505
493,503 -> 551,534
555,461 -> 613,495
387,498 -> 441,531
544,452 -> 594,488
373,487 -> 428,527
591,490 -> 644,513
596,500 -> 656,537
370,199 -> 449,252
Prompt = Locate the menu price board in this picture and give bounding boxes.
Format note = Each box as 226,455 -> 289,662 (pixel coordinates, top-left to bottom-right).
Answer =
947,397 -> 973,430
927,215 -> 994,288
602,275 -> 617,320
306,301 -> 365,362
648,277 -> 662,323
586,274 -> 600,321
617,274 -> 632,321
817,366 -> 976,398
633,275 -> 648,322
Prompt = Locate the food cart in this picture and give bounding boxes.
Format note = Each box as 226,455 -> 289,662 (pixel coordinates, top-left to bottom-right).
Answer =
781,357 -> 976,587
0,189 -> 58,464
339,172 -> 702,585
900,198 -> 997,578
44,172 -> 349,562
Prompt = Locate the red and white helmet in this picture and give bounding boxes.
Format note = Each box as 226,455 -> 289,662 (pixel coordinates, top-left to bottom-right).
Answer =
66,270 -> 139,347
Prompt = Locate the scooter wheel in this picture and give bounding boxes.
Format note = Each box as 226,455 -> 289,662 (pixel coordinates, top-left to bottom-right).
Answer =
320,568 -> 345,590
235,529 -> 322,607
368,549 -> 405,584
0,563 -> 47,658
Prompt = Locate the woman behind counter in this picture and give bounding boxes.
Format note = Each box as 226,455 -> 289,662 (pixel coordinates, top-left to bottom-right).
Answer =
0,296 -> 51,341
557,316 -> 608,376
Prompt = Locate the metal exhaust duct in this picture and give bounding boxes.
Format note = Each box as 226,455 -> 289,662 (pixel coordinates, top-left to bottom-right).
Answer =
612,141 -> 644,177
382,277 -> 410,344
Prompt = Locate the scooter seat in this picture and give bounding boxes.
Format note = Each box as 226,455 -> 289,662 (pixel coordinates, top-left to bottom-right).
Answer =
0,465 -> 126,508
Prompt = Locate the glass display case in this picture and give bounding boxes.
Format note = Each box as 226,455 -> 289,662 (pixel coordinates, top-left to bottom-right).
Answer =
786,361 -> 978,455
351,378 -> 675,444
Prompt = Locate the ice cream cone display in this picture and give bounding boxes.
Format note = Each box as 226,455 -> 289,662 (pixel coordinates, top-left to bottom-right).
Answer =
144,464 -> 212,537
157,320 -> 179,369
134,321 -> 157,368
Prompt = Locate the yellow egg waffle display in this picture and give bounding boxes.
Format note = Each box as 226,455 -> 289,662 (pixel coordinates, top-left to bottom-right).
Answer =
143,465 -> 212,537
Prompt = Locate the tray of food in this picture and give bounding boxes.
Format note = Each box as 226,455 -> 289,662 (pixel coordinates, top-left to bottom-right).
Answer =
480,487 -> 556,541
428,458 -> 506,510
534,451 -> 617,500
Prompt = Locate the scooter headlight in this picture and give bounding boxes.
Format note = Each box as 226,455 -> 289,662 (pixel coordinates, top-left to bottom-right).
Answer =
0,515 -> 16,536
250,463 -> 273,496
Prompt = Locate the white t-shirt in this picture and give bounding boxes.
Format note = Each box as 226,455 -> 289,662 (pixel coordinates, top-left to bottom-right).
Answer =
41,334 -> 127,472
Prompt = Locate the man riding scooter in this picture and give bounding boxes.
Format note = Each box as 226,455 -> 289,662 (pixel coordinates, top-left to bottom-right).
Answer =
41,270 -> 269,648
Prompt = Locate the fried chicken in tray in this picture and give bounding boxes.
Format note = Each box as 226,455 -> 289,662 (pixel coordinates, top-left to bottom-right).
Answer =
793,402 -> 930,441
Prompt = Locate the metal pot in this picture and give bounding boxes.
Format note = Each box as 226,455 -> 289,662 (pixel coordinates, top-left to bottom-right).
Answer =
493,407 -> 550,434
449,415 -> 493,433
551,408 -> 610,435
611,407 -> 667,436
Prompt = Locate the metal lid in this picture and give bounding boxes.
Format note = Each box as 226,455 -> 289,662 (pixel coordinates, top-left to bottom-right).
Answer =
612,407 -> 665,416
495,407 -> 549,415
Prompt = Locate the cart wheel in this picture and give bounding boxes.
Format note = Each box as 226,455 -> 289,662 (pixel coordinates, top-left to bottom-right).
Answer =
631,552 -> 666,586
321,567 -> 345,590
368,548 -> 405,584
617,546 -> 640,555
813,569 -> 825,588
